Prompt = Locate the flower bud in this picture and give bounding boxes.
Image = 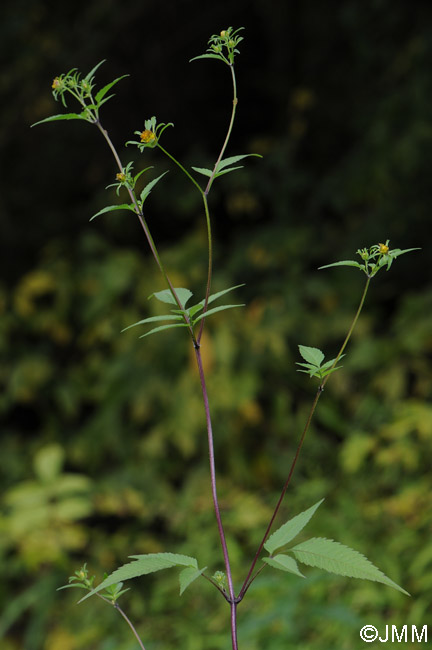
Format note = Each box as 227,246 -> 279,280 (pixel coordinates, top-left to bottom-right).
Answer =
220,30 -> 226,38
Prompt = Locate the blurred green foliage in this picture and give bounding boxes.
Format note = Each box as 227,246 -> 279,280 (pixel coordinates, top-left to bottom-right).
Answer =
1,0 -> 432,648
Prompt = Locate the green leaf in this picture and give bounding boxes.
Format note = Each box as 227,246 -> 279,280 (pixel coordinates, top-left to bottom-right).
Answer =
263,555 -> 305,578
90,204 -> 135,221
150,288 -> 193,307
192,304 -> 244,325
189,54 -> 224,63
139,323 -> 188,338
318,260 -> 364,271
140,171 -> 169,204
216,154 -> 262,172
95,75 -> 129,103
79,553 -> 198,602
191,166 -> 213,178
290,538 -> 410,595
214,166 -> 244,178
84,59 -> 106,82
31,113 -> 86,127
264,499 -> 324,554
179,566 -> 207,596
121,314 -> 182,332
298,345 -> 325,367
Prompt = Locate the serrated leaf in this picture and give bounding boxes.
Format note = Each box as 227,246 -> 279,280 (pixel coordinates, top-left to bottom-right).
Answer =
264,499 -> 324,554
191,166 -> 213,178
263,555 -> 305,578
31,113 -> 86,127
121,314 -> 183,332
139,323 -> 188,338
290,538 -> 410,595
216,154 -> 262,172
95,75 -> 129,103
318,260 -> 364,271
179,566 -> 207,596
298,346 -> 325,367
90,204 -> 135,221
150,288 -> 193,307
140,171 -> 169,204
79,553 -> 198,603
192,304 -> 244,324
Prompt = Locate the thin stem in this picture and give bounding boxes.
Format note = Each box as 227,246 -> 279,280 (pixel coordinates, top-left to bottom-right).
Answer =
96,594 -> 146,650
239,276 -> 371,598
194,345 -> 237,649
198,64 -> 238,343
95,121 -> 197,344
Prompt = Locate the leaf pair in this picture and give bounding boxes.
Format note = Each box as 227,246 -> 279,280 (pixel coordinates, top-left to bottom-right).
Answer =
296,345 -> 343,381
90,170 -> 168,221
192,153 -> 262,183
123,284 -> 245,338
78,553 -> 206,602
263,500 -> 409,595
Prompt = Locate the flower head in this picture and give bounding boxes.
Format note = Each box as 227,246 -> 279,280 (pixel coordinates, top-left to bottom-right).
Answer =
140,129 -> 157,144
379,243 -> 389,254
52,77 -> 62,90
116,172 -> 126,182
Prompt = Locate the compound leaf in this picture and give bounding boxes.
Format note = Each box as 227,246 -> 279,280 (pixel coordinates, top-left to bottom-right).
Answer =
298,346 -> 325,367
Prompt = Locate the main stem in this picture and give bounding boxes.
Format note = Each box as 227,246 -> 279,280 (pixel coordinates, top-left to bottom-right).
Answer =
194,345 -> 238,649
239,276 -> 371,597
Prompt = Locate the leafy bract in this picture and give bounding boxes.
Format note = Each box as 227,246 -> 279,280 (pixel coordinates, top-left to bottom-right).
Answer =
264,499 -> 324,554
79,553 -> 198,603
263,555 -> 305,578
290,538 -> 410,595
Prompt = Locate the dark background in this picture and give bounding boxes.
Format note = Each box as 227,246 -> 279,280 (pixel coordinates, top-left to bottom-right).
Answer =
1,1 -> 431,649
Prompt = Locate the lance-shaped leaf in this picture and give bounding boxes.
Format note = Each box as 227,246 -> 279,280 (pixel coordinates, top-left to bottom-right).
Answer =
190,54 -> 225,63
139,323 -> 188,338
263,555 -> 305,578
192,304 -> 244,324
84,60 -> 106,82
264,499 -> 324,554
216,154 -> 262,172
191,166 -> 213,178
122,314 -> 183,332
79,553 -> 198,603
31,113 -> 87,127
319,260 -> 364,271
150,288 -> 193,307
90,203 -> 136,221
95,75 -> 129,103
187,284 -> 245,318
140,171 -> 169,204
290,538 -> 410,595
179,566 -> 207,596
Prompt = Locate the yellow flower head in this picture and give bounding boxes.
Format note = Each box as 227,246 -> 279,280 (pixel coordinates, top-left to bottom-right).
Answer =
52,77 -> 62,90
140,129 -> 157,144
220,30 -> 227,38
116,172 -> 126,182
378,243 -> 389,254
